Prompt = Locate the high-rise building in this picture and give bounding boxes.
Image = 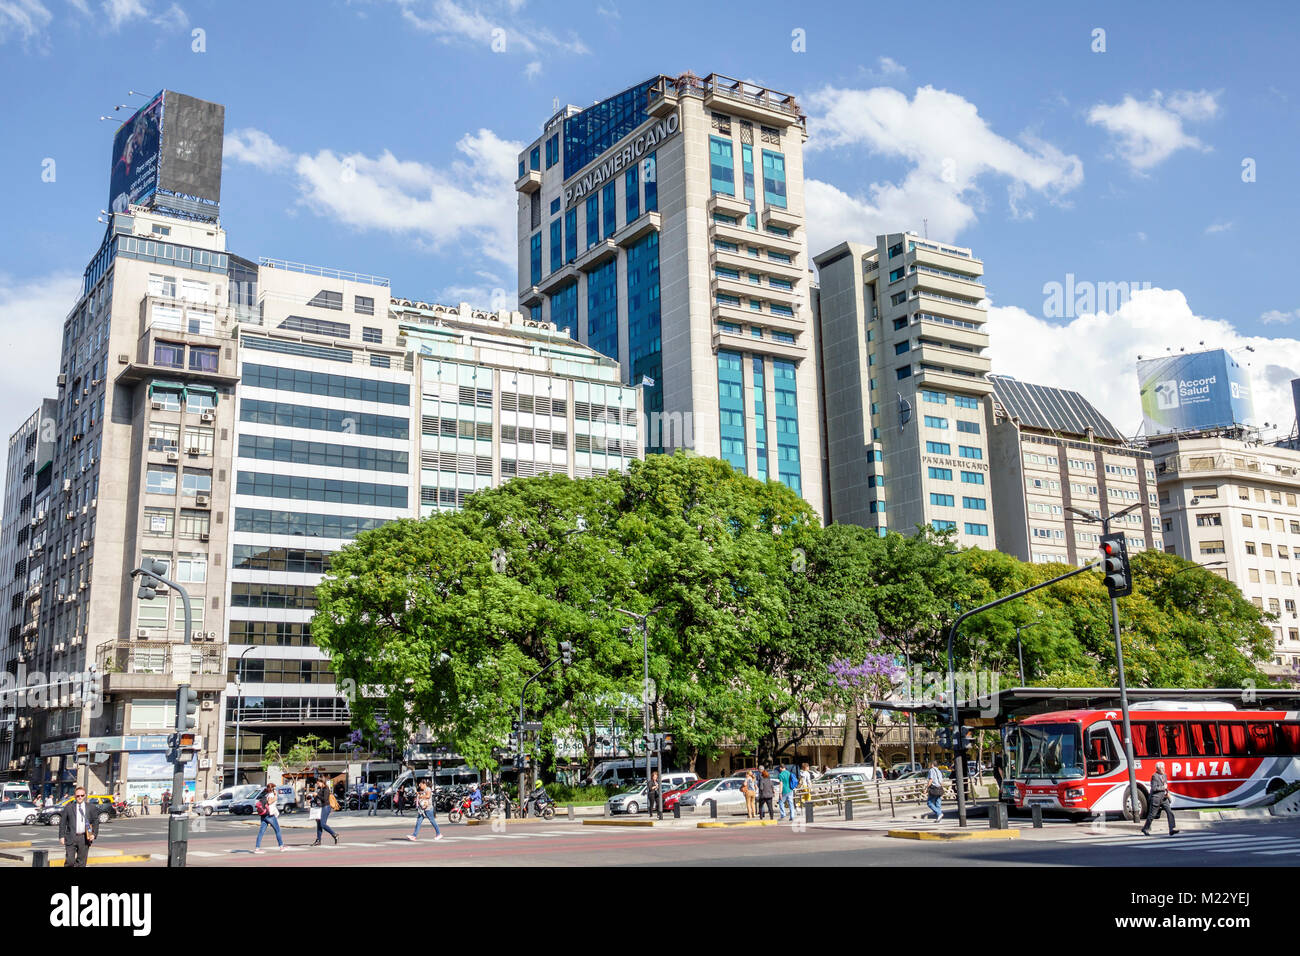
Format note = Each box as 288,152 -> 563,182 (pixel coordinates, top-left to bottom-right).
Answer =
814,234 -> 993,544
1,401 -> 57,773
1150,434 -> 1300,675
516,73 -> 825,516
986,375 -> 1161,565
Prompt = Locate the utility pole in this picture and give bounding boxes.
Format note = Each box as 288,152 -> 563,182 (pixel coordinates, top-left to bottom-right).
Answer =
614,607 -> 659,819
131,557 -> 197,866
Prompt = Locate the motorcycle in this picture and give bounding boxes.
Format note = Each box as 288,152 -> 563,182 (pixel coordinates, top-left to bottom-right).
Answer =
446,793 -> 492,824
519,788 -> 556,820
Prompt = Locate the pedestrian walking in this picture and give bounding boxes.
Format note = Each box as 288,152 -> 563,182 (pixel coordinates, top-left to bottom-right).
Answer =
743,770 -> 757,818
367,783 -> 379,816
253,784 -> 286,853
800,762 -> 813,791
777,765 -> 795,820
160,789 -> 171,815
311,780 -> 339,846
757,769 -> 775,820
405,781 -> 444,841
993,752 -> 1004,789
648,770 -> 663,821
137,792 -> 147,815
1140,762 -> 1179,836
926,760 -> 945,823
58,786 -> 96,867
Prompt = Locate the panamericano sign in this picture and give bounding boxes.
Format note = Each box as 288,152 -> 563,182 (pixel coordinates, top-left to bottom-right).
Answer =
565,113 -> 679,207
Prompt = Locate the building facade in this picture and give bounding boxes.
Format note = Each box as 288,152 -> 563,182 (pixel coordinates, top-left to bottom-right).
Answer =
1,401 -> 57,773
987,375 -> 1161,565
516,73 -> 825,516
1151,433 -> 1300,675
814,234 -> 993,544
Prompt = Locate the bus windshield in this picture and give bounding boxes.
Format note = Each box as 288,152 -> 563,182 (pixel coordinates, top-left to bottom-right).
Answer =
1016,723 -> 1085,779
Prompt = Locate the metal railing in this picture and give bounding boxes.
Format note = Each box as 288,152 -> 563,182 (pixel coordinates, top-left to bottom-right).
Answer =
97,641 -> 225,676
258,257 -> 391,288
648,73 -> 806,130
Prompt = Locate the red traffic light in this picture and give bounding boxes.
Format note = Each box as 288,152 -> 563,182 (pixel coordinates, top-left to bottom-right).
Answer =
1100,540 -> 1118,556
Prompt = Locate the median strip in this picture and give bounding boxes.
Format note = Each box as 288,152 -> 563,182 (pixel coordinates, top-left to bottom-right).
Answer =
0,841 -> 32,849
697,819 -> 780,829
583,818 -> 657,827
887,828 -> 1020,841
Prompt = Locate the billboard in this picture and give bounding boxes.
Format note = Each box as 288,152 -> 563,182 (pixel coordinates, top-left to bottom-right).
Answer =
108,90 -> 163,213
1137,349 -> 1256,436
157,90 -> 224,208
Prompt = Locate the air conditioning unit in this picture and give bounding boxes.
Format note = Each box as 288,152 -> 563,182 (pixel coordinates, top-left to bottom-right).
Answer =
199,532 -> 210,542
57,374 -> 67,388
17,717 -> 29,729
90,499 -> 96,509
166,450 -> 179,462
151,400 -> 163,410
78,582 -> 87,591
53,642 -> 64,653
136,628 -> 149,638
65,511 -> 75,521
81,505 -> 88,515
89,457 -> 96,466
62,479 -> 71,493
201,700 -> 215,711
200,411 -> 215,423
118,354 -> 129,365
187,446 -> 201,455
195,494 -> 210,508
92,379 -> 102,387
395,336 -> 408,347
71,635 -> 83,646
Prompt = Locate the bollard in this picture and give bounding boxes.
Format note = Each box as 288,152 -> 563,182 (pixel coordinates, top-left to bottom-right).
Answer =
845,800 -> 853,822
889,788 -> 895,819
567,805 -> 574,821
505,800 -> 511,819
1031,804 -> 1043,829
32,849 -> 48,868
709,800 -> 717,819
804,801 -> 814,824
673,803 -> 680,819
989,803 -> 1008,830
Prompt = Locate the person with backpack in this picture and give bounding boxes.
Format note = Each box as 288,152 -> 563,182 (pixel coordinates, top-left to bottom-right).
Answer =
311,780 -> 339,846
778,765 -> 797,820
253,784 -> 286,853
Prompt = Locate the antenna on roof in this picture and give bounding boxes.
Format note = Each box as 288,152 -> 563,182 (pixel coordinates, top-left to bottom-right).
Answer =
923,218 -> 928,239
552,97 -> 559,112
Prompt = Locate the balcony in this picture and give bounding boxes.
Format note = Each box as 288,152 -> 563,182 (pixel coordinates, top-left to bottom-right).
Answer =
916,366 -> 994,396
97,641 -> 227,695
712,328 -> 806,361
709,219 -> 802,256
915,341 -> 991,376
714,302 -> 804,334
910,242 -> 982,276
762,205 -> 801,232
913,291 -> 987,325
515,168 -> 542,194
912,267 -> 985,301
612,211 -> 661,248
711,275 -> 801,310
574,237 -> 618,273
228,702 -> 353,726
534,263 -> 581,298
708,194 -> 751,219
709,248 -> 803,283
117,318 -> 239,389
648,73 -> 806,133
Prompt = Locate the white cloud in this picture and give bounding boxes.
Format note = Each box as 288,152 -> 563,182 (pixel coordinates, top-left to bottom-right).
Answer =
1261,309 -> 1299,326
877,56 -> 906,76
523,60 -> 541,80
395,0 -> 588,56
0,0 -> 53,45
0,270 -> 79,439
225,128 -> 294,172
989,288 -> 1300,436
1204,221 -> 1233,234
803,85 -> 1083,254
227,126 -> 521,267
151,2 -> 186,29
1087,89 -> 1218,172
103,0 -> 146,29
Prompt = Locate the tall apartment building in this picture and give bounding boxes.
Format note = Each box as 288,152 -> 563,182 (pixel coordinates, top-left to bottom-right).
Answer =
1,402 -> 57,773
515,73 -> 825,516
986,375 -> 1161,565
814,234 -> 993,544
1151,434 -> 1300,675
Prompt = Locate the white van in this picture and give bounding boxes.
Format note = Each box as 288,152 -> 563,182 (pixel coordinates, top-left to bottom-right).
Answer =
197,784 -> 260,816
1,783 -> 32,802
586,758 -> 661,788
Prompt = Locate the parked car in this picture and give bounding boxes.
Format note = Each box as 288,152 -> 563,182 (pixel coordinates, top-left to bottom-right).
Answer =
0,800 -> 39,826
889,762 -> 924,779
228,785 -> 299,815
681,775 -> 782,813
38,795 -> 117,826
607,772 -> 698,814
196,784 -> 261,816
662,778 -> 708,811
816,764 -> 878,784
895,768 -> 952,782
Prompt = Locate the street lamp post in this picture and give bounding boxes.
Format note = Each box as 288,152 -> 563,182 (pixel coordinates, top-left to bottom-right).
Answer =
233,645 -> 255,789
1014,614 -> 1044,686
613,606 -> 659,819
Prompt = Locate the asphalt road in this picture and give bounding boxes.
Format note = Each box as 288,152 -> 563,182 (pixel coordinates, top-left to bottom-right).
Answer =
5,811 -> 1300,866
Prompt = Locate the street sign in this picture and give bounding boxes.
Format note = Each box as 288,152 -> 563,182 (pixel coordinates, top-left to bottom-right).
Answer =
521,721 -> 543,732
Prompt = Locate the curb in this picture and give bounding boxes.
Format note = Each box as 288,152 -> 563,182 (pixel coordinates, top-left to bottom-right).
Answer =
463,817 -> 548,826
0,841 -> 32,849
49,854 -> 153,867
697,819 -> 780,829
583,819 -> 656,827
887,828 -> 1020,841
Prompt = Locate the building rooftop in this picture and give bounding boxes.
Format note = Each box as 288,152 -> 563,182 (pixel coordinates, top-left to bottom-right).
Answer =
989,375 -> 1125,443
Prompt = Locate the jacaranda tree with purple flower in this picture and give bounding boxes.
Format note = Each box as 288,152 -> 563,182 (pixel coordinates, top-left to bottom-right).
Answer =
827,653 -> 904,772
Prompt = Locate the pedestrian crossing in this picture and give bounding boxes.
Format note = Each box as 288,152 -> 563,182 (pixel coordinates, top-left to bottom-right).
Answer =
1047,829 -> 1300,859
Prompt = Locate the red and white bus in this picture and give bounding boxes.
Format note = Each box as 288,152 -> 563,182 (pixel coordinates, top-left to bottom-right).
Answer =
1005,701 -> 1300,817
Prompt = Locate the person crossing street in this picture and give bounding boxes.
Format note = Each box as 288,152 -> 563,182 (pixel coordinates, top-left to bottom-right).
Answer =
1141,762 -> 1179,836
405,781 -> 444,842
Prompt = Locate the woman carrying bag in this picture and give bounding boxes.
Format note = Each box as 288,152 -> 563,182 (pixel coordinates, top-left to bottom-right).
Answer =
311,779 -> 339,845
253,784 -> 286,853
742,770 -> 757,818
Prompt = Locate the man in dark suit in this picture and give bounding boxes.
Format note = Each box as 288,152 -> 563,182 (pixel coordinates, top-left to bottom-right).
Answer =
58,786 -> 96,867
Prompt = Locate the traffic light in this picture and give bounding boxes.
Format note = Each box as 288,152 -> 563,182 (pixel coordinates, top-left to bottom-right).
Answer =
167,732 -> 200,763
956,726 -> 975,754
178,686 -> 198,731
75,742 -> 89,763
936,728 -> 953,750
136,557 -> 171,599
1099,533 -> 1132,598
559,641 -> 573,665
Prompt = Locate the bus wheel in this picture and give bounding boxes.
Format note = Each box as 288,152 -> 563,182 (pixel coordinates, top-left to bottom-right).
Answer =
1266,777 -> 1287,794
1122,786 -> 1148,821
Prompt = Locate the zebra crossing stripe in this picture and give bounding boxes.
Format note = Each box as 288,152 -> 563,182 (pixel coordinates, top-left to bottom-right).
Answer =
1252,847 -> 1300,855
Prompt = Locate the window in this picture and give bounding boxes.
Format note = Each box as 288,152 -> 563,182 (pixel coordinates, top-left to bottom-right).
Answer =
928,467 -> 953,480
964,523 -> 989,536
178,509 -> 210,539
890,267 -> 906,282
146,466 -> 176,495
306,289 -> 343,310
602,182 -> 617,238
963,497 -> 987,510
930,493 -> 955,507
148,274 -> 177,298
1242,514 -> 1254,528
529,145 -> 540,171
181,470 -> 211,497
957,420 -> 980,434
896,366 -> 912,380
130,699 -> 175,729
362,327 -> 382,344
144,507 -> 173,536
586,196 -> 599,249
961,471 -> 984,485
761,149 -> 787,207
184,426 -> 214,455
931,519 -> 956,531
137,597 -> 168,630
173,600 -> 204,633
153,341 -> 184,369
926,441 -> 951,455
550,218 -> 562,272
924,416 -> 948,429
953,396 -> 980,409
958,445 -> 983,460
921,390 -> 946,404
895,341 -> 911,356
625,164 -> 639,221
891,293 -> 908,308
1196,513 -> 1222,526
643,153 -> 657,212
148,422 -> 179,452
189,346 -> 219,373
529,233 -> 542,285
175,553 -> 206,584
709,135 -> 735,195
354,295 -> 375,316
565,208 -> 577,263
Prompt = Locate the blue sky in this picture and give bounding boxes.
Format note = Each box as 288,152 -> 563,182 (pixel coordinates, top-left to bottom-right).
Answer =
3,0 -> 1300,437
